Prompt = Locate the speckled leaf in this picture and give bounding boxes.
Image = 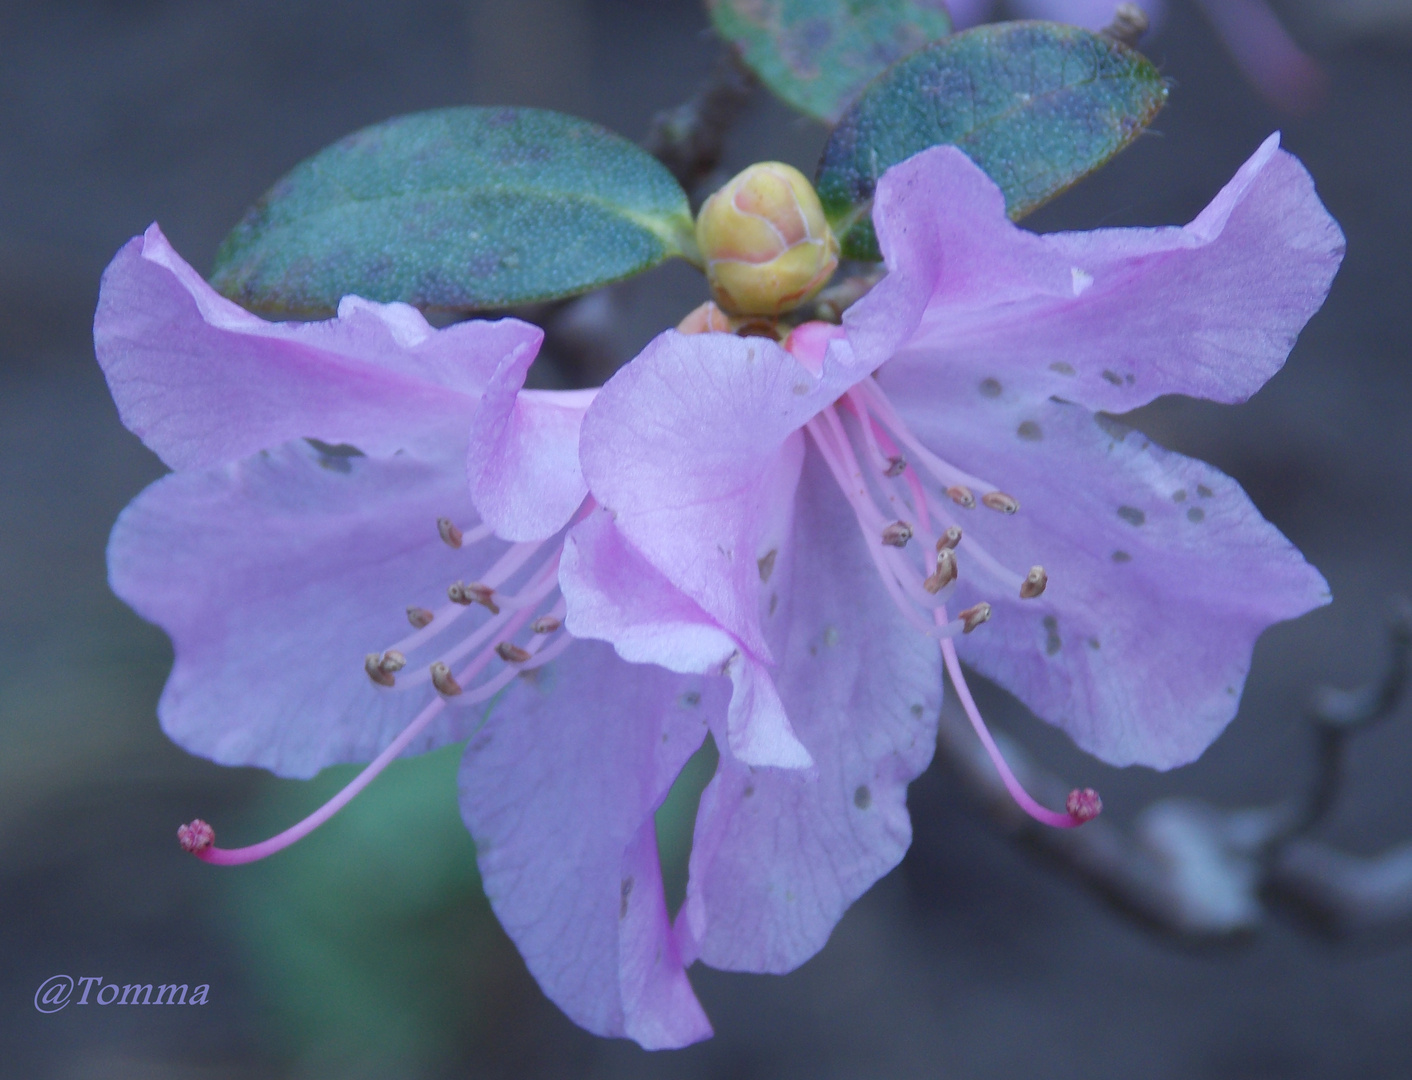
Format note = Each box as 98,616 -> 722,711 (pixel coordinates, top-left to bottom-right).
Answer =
816,23 -> 1168,260
708,0 -> 952,124
211,107 -> 695,316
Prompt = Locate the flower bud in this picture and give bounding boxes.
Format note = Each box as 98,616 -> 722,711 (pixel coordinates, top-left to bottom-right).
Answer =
695,162 -> 839,317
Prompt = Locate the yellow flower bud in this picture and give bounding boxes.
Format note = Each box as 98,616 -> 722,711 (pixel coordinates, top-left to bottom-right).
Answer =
695,162 -> 840,318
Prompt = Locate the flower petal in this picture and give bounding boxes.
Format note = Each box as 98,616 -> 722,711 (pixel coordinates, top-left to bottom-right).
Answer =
466,338 -> 594,541
108,441 -> 494,777
95,224 -> 542,469
579,329 -> 856,661
458,641 -> 720,1049
852,136 -> 1343,412
878,365 -> 1330,768
676,453 -> 942,972
562,509 -> 811,769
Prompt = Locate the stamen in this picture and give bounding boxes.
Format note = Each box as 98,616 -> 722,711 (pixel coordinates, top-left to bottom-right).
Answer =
384,539 -> 545,659
947,485 -> 976,509
364,650 -> 406,687
531,615 -> 562,634
881,520 -> 913,548
925,548 -> 957,594
178,819 -> 214,854
437,516 -> 464,549
449,581 -> 500,614
937,526 -> 963,551
938,618 -> 1097,830
496,642 -> 532,663
981,491 -> 1019,514
406,606 -> 435,629
959,602 -> 992,633
1020,566 -> 1048,599
885,455 -> 907,478
430,661 -> 462,696
807,412 -> 944,639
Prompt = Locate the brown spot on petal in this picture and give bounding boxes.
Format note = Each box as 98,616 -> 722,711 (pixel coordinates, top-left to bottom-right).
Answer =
620,876 -> 634,919
979,377 -> 1002,398
758,549 -> 778,582
854,785 -> 872,809
1187,507 -> 1205,523
1017,420 -> 1042,441
1117,506 -> 1145,526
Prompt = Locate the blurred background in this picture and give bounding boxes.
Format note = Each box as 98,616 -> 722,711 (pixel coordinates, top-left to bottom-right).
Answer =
3,0 -> 1411,1076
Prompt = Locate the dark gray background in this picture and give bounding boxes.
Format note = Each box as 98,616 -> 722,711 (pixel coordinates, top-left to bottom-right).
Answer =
3,1 -> 1410,1076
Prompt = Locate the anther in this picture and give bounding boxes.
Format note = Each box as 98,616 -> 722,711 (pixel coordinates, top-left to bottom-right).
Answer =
885,455 -> 907,478
881,520 -> 913,548
1020,566 -> 1048,599
496,641 -> 532,663
406,606 -> 435,629
531,615 -> 562,634
449,581 -> 500,614
981,491 -> 1019,514
1066,788 -> 1103,822
924,548 -> 958,594
430,661 -> 462,696
364,650 -> 406,687
959,602 -> 992,633
947,486 -> 976,509
178,819 -> 214,854
937,526 -> 963,551
437,516 -> 463,549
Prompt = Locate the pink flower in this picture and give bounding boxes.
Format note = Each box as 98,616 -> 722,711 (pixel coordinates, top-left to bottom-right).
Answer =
98,127 -> 1344,1050
538,133 -> 1340,1035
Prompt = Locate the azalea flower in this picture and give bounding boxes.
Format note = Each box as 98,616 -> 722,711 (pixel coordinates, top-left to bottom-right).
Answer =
948,0 -> 1326,113
547,132 -> 1340,1010
98,224 -> 937,1046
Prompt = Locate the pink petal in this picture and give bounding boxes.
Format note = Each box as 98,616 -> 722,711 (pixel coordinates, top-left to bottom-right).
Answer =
108,442 -> 488,777
579,330 -> 857,661
458,641 -> 720,1048
95,224 -> 542,469
562,509 -> 811,769
877,363 -> 1329,768
677,455 -> 942,971
466,337 -> 594,541
851,136 -> 1344,414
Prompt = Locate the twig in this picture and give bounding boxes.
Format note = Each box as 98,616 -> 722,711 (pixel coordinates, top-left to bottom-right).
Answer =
643,50 -> 756,196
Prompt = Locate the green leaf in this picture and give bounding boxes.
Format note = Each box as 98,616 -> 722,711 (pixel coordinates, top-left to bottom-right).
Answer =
211,106 -> 696,316
708,0 -> 952,124
816,23 -> 1169,260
